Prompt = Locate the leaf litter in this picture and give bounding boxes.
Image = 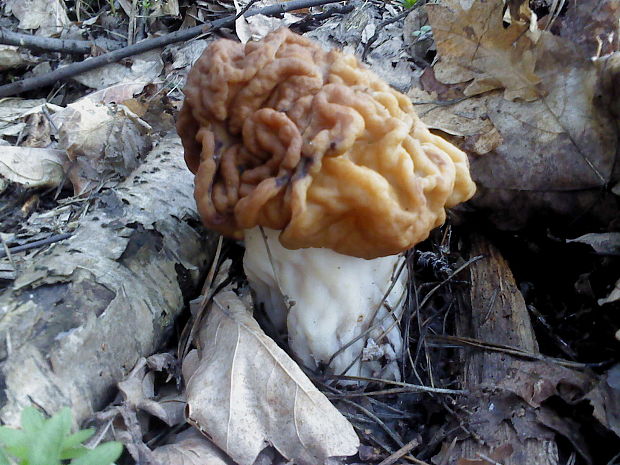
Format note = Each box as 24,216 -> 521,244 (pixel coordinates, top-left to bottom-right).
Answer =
0,0 -> 619,464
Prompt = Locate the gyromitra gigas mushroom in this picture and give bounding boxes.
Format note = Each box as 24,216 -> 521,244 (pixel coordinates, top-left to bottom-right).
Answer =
177,28 -> 476,379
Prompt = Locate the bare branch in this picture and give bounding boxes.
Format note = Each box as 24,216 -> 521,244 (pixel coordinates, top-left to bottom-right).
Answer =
0,27 -> 122,55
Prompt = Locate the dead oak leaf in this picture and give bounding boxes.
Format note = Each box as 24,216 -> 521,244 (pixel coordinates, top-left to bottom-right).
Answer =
185,290 -> 359,465
152,429 -> 233,465
426,0 -> 542,101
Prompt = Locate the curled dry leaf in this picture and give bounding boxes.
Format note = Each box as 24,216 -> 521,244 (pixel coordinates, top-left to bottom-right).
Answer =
52,97 -> 152,194
0,146 -> 66,188
566,232 -> 620,256
427,0 -> 541,101
419,0 -> 619,228
0,98 -> 61,138
185,290 -> 359,465
0,45 -> 38,71
149,0 -> 180,18
152,429 -> 233,465
4,0 -> 71,37
585,364 -> 620,437
71,50 -> 164,91
118,358 -> 186,428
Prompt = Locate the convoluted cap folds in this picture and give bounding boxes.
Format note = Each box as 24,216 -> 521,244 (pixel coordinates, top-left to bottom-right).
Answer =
177,28 -> 476,259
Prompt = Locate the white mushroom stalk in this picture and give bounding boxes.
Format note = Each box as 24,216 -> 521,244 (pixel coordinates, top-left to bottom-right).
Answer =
243,227 -> 408,380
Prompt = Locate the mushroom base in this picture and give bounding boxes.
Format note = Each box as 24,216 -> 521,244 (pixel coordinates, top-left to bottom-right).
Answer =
243,227 -> 407,381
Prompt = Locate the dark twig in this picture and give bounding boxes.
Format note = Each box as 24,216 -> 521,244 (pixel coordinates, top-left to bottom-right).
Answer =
0,27 -> 123,54
340,398 -> 406,449
290,3 -> 355,33
377,436 -> 423,465
234,0 -> 261,20
0,0 -> 346,98
324,374 -> 466,395
361,8 -> 411,62
0,233 -> 72,258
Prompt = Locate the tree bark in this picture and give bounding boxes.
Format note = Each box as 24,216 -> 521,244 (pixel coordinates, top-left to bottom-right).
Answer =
0,135 -> 216,426
440,234 -> 559,465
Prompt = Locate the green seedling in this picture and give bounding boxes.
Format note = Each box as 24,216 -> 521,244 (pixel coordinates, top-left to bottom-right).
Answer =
0,407 -> 123,465
412,25 -> 432,38
401,0 -> 418,9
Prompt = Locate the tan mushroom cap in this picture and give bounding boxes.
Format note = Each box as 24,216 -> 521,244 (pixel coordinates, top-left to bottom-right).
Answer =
177,28 -> 476,259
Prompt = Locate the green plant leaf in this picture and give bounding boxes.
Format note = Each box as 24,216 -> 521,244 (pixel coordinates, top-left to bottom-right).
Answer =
70,442 -> 123,465
21,408 -> 45,434
0,427 -> 28,459
60,446 -> 88,460
61,429 -> 95,450
0,446 -> 11,465
27,408 -> 72,465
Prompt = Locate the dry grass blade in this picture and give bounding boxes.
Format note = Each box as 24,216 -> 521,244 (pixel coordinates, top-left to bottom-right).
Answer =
324,375 -> 466,395
178,235 -> 223,359
428,334 -> 593,369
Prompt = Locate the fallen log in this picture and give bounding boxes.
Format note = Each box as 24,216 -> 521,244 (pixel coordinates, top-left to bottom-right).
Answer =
0,135 -> 216,426
440,234 -> 560,465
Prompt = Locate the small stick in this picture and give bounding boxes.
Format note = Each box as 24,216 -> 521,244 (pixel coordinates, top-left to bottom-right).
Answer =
324,374 -> 466,395
0,233 -> 72,258
0,27 -> 122,54
377,436 -> 421,465
0,0 -> 346,98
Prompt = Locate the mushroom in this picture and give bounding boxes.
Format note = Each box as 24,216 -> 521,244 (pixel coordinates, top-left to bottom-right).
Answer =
177,28 -> 476,379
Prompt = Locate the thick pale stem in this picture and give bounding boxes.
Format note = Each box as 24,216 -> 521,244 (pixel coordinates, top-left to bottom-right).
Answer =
243,227 -> 407,380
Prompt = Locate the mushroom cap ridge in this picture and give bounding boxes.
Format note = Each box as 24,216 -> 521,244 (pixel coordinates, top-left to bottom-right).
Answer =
177,28 -> 476,259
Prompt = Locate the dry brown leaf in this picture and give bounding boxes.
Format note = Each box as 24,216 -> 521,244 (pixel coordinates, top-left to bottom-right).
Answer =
420,0 -> 618,228
4,0 -> 71,37
555,1 -> 620,58
117,357 -> 186,429
567,233 -> 620,256
0,45 -> 38,71
0,146 -> 66,188
52,97 -> 152,194
408,87 -> 503,155
585,364 -> 620,437
152,429 -> 233,465
82,83 -> 149,105
426,0 -> 541,101
71,50 -> 163,91
0,98 -> 61,137
185,290 -> 360,465
149,0 -> 180,17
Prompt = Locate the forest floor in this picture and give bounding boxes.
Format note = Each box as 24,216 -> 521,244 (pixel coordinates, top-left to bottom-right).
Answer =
0,0 -> 618,464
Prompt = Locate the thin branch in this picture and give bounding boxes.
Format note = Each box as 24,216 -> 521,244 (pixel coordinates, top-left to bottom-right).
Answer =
427,334 -> 595,369
324,374 -> 467,395
340,398 -> 406,449
0,0 -> 346,98
377,437 -> 423,465
0,27 -> 122,54
0,233 -> 72,258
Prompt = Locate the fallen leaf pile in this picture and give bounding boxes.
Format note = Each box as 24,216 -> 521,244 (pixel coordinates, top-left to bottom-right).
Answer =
410,0 -> 619,229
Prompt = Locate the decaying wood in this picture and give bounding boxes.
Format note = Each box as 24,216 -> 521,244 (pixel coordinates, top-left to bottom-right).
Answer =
444,234 -> 559,465
0,135 -> 216,427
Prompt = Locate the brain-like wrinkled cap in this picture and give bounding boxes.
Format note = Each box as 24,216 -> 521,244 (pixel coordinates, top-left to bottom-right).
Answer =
177,28 -> 476,259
